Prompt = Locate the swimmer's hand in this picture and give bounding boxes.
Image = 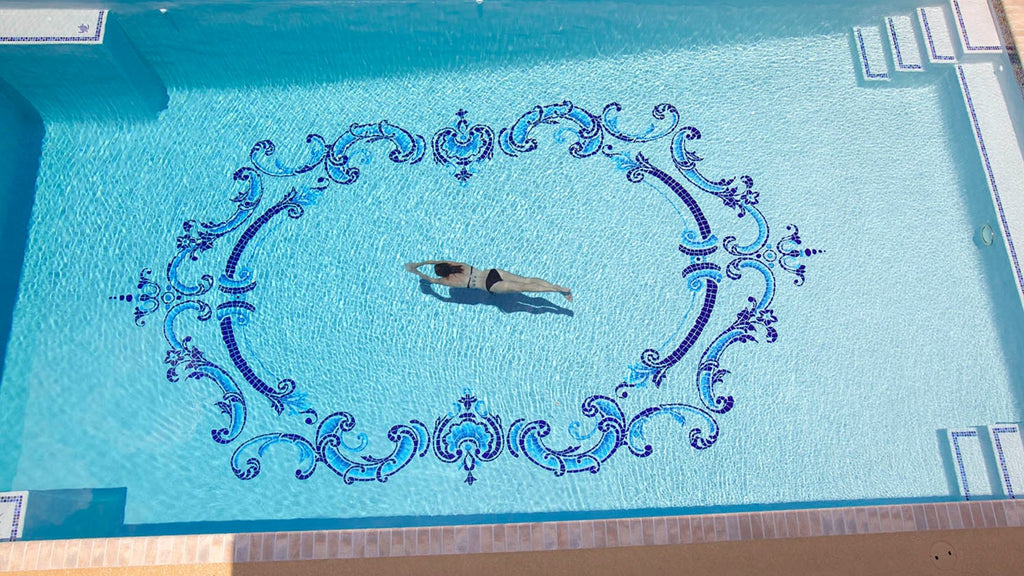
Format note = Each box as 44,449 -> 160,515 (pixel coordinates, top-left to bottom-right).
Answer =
405,262 -> 439,284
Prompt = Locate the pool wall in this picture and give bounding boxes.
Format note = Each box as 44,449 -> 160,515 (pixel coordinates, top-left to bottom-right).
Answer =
0,80 -> 40,376
0,80 -> 41,486
0,14 -> 166,121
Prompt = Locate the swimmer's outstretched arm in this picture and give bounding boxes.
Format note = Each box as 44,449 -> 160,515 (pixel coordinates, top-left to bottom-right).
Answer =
404,262 -> 444,283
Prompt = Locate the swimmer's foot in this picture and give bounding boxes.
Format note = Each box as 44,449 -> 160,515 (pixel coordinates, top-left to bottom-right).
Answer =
562,288 -> 573,302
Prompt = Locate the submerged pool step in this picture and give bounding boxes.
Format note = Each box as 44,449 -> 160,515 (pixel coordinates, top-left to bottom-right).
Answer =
0,491 -> 28,541
948,428 -> 997,500
853,26 -> 891,81
989,424 -> 1024,499
947,425 -> 1024,500
852,11 -> 943,81
950,0 -> 1003,53
0,9 -> 106,44
918,6 -> 959,63
955,62 -> 1024,311
886,16 -> 925,72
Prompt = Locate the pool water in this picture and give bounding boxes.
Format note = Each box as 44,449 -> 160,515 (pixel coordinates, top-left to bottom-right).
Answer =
0,0 -> 1023,534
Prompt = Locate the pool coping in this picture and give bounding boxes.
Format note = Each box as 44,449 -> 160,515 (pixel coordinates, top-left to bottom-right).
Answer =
996,0 -> 1024,95
0,499 -> 1022,571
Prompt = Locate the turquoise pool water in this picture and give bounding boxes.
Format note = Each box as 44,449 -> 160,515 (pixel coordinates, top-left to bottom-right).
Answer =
1,0 -> 1023,537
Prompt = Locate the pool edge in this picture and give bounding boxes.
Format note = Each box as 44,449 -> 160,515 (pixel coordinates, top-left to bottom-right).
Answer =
995,0 -> 1024,97
0,500 -> 1021,571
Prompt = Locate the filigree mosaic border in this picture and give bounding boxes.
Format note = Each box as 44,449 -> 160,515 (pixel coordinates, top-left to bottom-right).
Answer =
113,101 -> 821,485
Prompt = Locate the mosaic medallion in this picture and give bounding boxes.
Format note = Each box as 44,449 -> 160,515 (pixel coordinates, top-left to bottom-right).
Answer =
113,101 -> 822,485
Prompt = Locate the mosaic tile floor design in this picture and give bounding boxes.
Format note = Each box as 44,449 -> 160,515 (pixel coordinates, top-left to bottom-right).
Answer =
112,102 -> 821,486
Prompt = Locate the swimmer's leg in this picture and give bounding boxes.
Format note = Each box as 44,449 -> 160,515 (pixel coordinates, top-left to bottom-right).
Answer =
497,270 -> 562,292
492,274 -> 572,301
518,278 -> 572,300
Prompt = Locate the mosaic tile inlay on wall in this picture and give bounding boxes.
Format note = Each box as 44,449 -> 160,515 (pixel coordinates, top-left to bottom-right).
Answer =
111,102 -> 822,486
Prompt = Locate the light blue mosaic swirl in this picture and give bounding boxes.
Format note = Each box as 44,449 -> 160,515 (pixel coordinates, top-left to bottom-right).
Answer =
113,101 -> 822,485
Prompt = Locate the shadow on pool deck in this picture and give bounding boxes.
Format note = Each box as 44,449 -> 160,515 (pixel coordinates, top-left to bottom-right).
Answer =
418,280 -> 574,317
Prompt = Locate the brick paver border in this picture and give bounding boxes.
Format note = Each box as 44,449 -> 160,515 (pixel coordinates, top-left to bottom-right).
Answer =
0,500 -> 1021,571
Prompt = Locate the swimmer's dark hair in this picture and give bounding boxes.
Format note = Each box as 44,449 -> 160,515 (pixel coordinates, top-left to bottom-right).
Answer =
434,263 -> 464,277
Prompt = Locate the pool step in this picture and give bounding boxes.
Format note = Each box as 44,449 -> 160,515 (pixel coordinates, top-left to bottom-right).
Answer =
886,15 -> 925,72
947,425 -> 1024,500
950,0 -> 1003,53
918,6 -> 959,63
955,62 -> 1024,311
852,11 -> 937,81
989,424 -> 1024,499
854,26 -> 891,81
0,491 -> 28,541
0,9 -> 106,44
948,428 -> 997,500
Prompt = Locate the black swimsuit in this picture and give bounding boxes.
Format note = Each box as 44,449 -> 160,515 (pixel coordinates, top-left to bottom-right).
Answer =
485,269 -> 503,293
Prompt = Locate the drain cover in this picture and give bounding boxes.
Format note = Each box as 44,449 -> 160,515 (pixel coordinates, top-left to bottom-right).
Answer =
930,541 -> 958,571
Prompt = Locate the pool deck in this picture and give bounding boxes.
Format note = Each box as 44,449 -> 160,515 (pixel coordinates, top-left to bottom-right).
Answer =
25,527 -> 1024,576
997,0 -> 1024,92
1000,0 -> 1024,52
0,500 -> 1023,573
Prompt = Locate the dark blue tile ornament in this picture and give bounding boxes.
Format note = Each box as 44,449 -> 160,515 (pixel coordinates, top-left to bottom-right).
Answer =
432,109 -> 495,182
112,101 -> 823,484
434,392 -> 504,485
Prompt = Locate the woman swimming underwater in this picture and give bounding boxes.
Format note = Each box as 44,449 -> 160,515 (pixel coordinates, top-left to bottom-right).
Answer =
404,260 -> 573,302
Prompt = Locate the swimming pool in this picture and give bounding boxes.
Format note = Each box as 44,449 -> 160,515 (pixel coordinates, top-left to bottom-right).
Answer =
0,0 -> 1023,540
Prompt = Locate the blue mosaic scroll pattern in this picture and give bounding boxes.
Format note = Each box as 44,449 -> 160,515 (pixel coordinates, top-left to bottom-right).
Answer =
433,391 -> 504,485
117,102 -> 821,484
432,109 -> 495,182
